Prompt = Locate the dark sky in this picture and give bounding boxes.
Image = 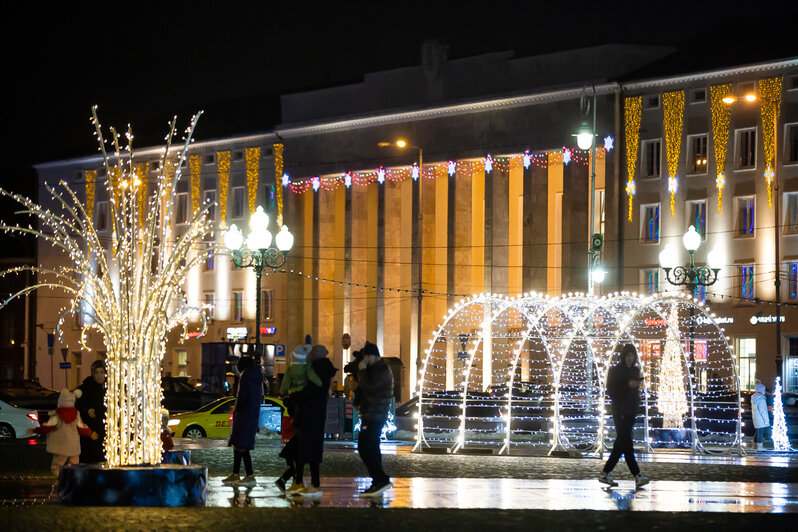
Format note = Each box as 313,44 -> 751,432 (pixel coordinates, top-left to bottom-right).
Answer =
2,1 -> 796,196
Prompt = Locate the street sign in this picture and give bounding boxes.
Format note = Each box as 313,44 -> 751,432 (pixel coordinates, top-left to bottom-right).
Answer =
61,348 -> 69,362
47,333 -> 54,356
342,333 -> 351,350
59,362 -> 71,369
274,344 -> 286,357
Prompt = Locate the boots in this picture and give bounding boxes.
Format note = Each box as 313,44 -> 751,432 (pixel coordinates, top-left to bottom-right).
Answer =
756,442 -> 764,451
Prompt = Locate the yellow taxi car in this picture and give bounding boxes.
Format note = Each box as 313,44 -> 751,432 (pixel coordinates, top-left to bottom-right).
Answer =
167,396 -> 288,439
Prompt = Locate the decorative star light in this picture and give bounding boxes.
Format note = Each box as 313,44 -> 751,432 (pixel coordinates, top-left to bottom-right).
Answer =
411,163 -> 419,181
344,172 -> 352,189
668,176 -> 678,194
765,166 -> 774,184
604,136 -> 614,152
312,177 -> 320,192
448,160 -> 456,176
562,148 -> 571,166
377,166 -> 385,184
484,155 -> 493,173
281,173 -> 290,187
715,172 -> 725,188
522,150 -> 531,169
625,180 -> 636,196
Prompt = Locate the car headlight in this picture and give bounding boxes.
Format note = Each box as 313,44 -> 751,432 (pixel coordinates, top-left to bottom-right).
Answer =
167,419 -> 181,426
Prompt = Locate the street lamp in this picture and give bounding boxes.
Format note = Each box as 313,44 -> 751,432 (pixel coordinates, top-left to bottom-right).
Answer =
222,206 -> 294,352
659,225 -> 721,294
573,82 -> 603,295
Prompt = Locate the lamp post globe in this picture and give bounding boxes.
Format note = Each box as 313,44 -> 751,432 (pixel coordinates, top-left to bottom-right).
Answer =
223,224 -> 244,251
576,121 -> 593,150
682,225 -> 701,253
275,225 -> 294,252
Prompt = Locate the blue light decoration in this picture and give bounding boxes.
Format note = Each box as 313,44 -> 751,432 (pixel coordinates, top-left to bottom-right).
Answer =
281,173 -> 290,187
344,172 -> 352,189
523,150 -> 531,169
377,166 -> 385,184
312,177 -> 320,192
411,163 -> 419,180
448,160 -> 456,176
562,148 -> 572,165
604,136 -> 614,152
484,154 -> 493,173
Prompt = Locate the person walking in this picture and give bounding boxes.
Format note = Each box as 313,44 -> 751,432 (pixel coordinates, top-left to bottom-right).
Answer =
32,389 -> 93,476
75,360 -> 106,463
752,382 -> 770,451
224,355 -> 264,485
292,344 -> 338,499
599,343 -> 649,489
355,341 -> 394,497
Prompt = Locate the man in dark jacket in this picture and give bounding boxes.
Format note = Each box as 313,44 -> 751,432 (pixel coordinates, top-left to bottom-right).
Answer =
355,341 -> 393,496
75,360 -> 106,463
600,343 -> 649,489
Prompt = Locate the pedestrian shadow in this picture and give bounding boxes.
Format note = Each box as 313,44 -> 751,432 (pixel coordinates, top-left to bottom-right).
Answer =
603,487 -> 636,510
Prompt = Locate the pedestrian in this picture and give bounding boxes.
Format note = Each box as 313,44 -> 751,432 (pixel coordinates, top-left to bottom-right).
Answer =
224,355 -> 264,485
355,341 -> 394,497
75,359 -> 106,463
599,343 -> 649,489
752,382 -> 770,451
32,389 -> 93,476
291,344 -> 338,499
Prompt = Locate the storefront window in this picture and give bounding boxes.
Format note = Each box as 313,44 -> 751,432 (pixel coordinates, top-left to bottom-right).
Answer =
787,338 -> 798,394
734,337 -> 756,391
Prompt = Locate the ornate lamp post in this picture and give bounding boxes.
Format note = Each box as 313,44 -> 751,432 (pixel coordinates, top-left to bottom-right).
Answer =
222,206 -> 294,352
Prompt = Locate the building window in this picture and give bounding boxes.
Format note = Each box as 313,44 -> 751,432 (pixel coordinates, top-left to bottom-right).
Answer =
641,204 -> 660,243
785,192 -> 798,235
203,189 -> 217,222
688,200 -> 707,239
233,151 -> 244,161
787,339 -> 798,393
150,161 -> 159,171
644,95 -> 660,109
203,243 -> 214,272
263,184 -> 276,213
176,349 -> 188,377
642,269 -> 659,295
734,338 -> 757,392
232,187 -> 245,219
787,262 -> 798,301
739,265 -> 754,300
233,291 -> 244,322
687,134 -> 708,174
786,124 -> 798,163
641,139 -> 661,178
735,196 -> 755,236
95,201 -> 109,232
204,154 -> 215,165
175,192 -> 188,224
204,292 -> 215,323
690,88 -> 706,103
261,289 -> 273,321
735,128 -> 756,169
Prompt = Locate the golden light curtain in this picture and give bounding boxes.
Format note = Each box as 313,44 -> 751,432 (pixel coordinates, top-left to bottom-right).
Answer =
274,143 -> 284,226
134,162 -> 147,228
710,84 -> 733,213
217,151 -> 231,226
84,169 -> 96,221
758,76 -> 782,207
663,90 -> 685,216
189,155 -> 201,216
245,147 -> 261,220
624,96 -> 642,221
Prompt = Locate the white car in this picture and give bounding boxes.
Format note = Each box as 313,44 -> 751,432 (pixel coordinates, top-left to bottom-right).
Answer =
0,399 -> 39,439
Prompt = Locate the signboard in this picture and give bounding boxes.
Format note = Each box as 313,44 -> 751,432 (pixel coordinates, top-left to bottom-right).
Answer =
61,348 -> 68,362
274,344 -> 286,357
260,326 -> 276,335
47,333 -> 54,356
750,315 -> 786,325
59,362 -> 71,369
644,319 -> 667,327
226,327 -> 248,340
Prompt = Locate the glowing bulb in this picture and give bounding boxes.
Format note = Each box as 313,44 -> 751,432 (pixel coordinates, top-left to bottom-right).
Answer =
275,225 -> 294,251
722,96 -> 736,104
744,93 -> 756,102
683,225 -> 701,252
396,139 -> 407,148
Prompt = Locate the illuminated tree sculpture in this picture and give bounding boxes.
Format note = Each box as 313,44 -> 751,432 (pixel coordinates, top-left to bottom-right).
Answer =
772,377 -> 790,451
657,304 -> 688,430
0,108 -> 210,466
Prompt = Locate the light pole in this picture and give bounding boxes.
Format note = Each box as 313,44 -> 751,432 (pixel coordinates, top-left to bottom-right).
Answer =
222,206 -> 294,352
575,82 -> 604,295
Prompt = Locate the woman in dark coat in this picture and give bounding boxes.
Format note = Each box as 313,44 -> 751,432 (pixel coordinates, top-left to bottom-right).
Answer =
293,345 -> 338,498
224,356 -> 263,485
75,360 -> 106,463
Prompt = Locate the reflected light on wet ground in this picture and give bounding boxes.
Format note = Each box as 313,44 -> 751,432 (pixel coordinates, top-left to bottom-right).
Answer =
204,476 -> 798,513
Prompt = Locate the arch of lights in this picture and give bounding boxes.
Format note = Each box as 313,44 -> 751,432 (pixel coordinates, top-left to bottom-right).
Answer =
413,291 -> 743,456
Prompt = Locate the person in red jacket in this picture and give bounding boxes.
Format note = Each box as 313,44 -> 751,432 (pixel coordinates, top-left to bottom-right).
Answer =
32,389 -> 93,476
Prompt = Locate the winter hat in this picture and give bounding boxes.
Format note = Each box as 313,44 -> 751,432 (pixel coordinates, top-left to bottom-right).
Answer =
362,341 -> 381,358
90,360 -> 106,374
58,388 -> 81,408
308,345 -> 329,363
291,344 -> 308,364
755,382 -> 766,394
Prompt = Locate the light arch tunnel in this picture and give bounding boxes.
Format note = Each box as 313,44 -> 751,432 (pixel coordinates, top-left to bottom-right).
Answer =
413,292 -> 743,455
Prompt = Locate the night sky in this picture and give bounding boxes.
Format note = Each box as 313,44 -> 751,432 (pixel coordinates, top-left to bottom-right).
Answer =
1,1 -> 795,198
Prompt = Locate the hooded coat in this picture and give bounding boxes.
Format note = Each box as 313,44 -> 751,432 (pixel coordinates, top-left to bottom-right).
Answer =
76,374 -> 106,463
297,350 -> 338,464
228,363 -> 264,450
752,383 -> 770,429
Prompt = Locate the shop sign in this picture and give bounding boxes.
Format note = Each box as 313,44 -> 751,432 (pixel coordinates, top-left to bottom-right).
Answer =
226,326 -> 248,340
696,315 -> 734,326
749,315 -> 786,325
259,326 -> 276,335
644,319 -> 667,326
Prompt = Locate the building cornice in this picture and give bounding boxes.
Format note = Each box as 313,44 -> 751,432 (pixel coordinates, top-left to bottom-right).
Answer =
276,83 -> 621,138
622,58 -> 798,91
34,131 -> 277,170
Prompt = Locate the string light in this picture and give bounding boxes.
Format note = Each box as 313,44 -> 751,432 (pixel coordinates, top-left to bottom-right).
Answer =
624,97 -> 642,222
710,84 -> 733,214
772,377 -> 790,451
245,147 -> 261,220
663,91 -> 685,216
0,107 -> 211,467
216,151 -> 230,227
657,304 -> 688,429
273,143 -> 284,226
758,77 -> 782,208
189,155 -> 201,216
84,170 -> 96,228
